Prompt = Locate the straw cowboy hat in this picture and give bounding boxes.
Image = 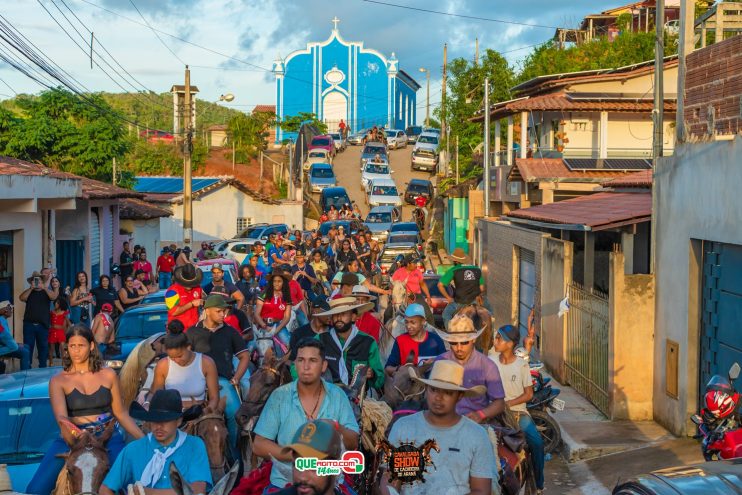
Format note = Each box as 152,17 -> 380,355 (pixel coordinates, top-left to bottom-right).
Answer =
172,263 -> 203,288
351,284 -> 377,301
412,360 -> 486,397
435,313 -> 486,343
450,248 -> 470,263
315,296 -> 374,317
26,271 -> 44,284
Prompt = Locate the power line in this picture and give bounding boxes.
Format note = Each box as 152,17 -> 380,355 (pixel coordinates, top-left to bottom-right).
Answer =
127,0 -> 187,65
360,0 -> 559,30
0,75 -> 17,95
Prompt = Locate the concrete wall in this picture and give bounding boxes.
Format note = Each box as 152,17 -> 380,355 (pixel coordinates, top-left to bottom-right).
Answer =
609,251 -> 655,420
541,237 -> 573,382
120,218 -> 163,258
654,137 -> 742,435
574,65 -> 678,97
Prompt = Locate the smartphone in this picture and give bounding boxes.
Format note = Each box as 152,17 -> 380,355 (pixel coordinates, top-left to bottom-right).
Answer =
32,277 -> 41,288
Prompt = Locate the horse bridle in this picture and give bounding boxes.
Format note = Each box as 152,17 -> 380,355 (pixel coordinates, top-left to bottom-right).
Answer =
185,413 -> 228,472
393,385 -> 424,402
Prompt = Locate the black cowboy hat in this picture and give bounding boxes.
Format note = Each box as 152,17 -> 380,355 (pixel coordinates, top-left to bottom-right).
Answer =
129,389 -> 183,422
172,263 -> 203,288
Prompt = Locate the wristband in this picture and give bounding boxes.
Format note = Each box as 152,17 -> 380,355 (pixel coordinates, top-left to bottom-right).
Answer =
476,409 -> 486,421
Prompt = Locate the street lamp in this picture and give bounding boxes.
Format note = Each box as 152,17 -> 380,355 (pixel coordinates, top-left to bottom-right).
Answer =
419,67 -> 430,128
215,94 -> 237,169
219,93 -> 235,102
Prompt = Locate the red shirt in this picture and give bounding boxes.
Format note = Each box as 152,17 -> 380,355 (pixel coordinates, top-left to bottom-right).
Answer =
166,283 -> 203,329
133,260 -> 153,280
356,312 -> 381,343
415,196 -> 428,208
288,280 -> 304,306
157,254 -> 175,273
392,267 -> 425,294
260,294 -> 289,321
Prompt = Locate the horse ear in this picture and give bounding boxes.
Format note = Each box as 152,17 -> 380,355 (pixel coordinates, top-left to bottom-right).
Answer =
263,347 -> 276,367
208,461 -> 240,495
97,421 -> 115,444
418,360 -> 434,375
407,365 -> 419,380
405,350 -> 415,365
169,462 -> 194,495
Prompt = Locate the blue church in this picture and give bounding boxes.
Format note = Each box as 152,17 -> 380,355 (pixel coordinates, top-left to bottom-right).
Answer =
272,17 -> 420,143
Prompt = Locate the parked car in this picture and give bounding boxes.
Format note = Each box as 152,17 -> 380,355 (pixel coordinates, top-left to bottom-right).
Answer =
308,163 -> 337,194
390,221 -> 421,236
423,127 -> 441,135
318,218 -> 364,236
364,205 -> 401,243
309,135 -> 335,157
319,186 -> 352,213
348,128 -> 368,146
378,241 -> 424,286
404,178 -> 434,205
405,125 -> 423,143
361,161 -> 393,192
304,148 -> 333,171
141,289 -> 166,305
329,132 -> 346,152
386,129 -> 408,150
425,274 -> 453,328
360,142 -> 389,170
195,258 -> 239,286
102,302 -> 168,360
411,133 -> 439,172
218,240 -> 254,264
367,178 -> 402,208
612,459 -> 742,495
236,223 -> 290,245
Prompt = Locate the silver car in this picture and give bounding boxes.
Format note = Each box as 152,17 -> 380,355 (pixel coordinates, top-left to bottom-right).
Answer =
411,133 -> 439,172
308,163 -> 337,193
363,205 -> 401,242
386,129 -> 408,150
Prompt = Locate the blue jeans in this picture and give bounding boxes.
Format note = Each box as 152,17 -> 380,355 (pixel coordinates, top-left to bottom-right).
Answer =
69,306 -> 90,328
159,272 -> 172,290
23,322 -> 49,368
442,301 -> 461,327
519,412 -> 545,490
26,428 -> 125,495
246,327 -> 291,359
295,308 -> 309,327
220,369 -> 251,459
1,345 -> 31,371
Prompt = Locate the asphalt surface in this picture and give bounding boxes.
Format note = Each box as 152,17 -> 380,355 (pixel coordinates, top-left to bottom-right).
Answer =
325,141 -> 433,221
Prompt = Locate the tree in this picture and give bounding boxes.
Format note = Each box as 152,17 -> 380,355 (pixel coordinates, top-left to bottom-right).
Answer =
278,112 -> 327,135
227,110 -> 275,161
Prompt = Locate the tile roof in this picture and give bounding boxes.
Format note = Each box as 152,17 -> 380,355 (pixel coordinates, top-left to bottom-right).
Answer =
135,175 -> 280,205
119,198 -> 172,220
509,158 -> 635,183
253,104 -> 276,113
507,191 -> 651,230
0,156 -> 142,200
473,92 -> 677,122
603,170 -> 653,188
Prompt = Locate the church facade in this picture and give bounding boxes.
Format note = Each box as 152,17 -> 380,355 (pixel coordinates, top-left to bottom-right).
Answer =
272,18 -> 420,143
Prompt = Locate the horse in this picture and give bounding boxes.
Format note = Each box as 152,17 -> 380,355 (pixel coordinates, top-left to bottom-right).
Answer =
168,460 -> 240,495
452,304 -> 494,354
119,332 -> 166,406
382,351 -> 432,411
53,421 -> 115,495
379,280 -> 412,363
0,463 -> 31,495
249,310 -> 297,367
234,350 -> 292,472
181,398 -> 229,483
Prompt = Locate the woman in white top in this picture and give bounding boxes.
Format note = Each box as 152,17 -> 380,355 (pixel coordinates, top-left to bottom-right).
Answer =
148,320 -> 220,411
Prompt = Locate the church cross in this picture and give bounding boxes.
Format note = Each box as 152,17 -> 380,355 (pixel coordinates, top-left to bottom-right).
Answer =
332,16 -> 340,31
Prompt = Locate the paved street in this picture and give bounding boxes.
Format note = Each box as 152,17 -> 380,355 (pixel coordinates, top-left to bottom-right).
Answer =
327,142 -> 433,221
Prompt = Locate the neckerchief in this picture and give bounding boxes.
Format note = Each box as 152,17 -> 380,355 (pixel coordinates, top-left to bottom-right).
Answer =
329,326 -> 359,385
139,431 -> 186,487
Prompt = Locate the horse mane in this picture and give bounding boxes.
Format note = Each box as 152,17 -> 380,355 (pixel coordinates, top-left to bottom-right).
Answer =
119,332 -> 164,405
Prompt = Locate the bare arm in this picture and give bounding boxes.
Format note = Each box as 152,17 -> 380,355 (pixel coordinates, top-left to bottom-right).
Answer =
229,289 -> 245,309
202,356 -> 220,411
45,286 -> 60,301
275,304 -> 292,332
437,281 -> 454,303
49,375 -> 77,446
118,288 -> 143,306
253,434 -> 293,463
114,300 -> 125,314
231,351 -> 249,384
171,298 -> 201,317
363,279 -> 390,296
254,299 -> 266,328
147,359 -> 168,401
506,385 -> 533,408
108,369 -> 145,439
467,476 -> 492,495
19,287 -> 32,302
143,484 -> 206,495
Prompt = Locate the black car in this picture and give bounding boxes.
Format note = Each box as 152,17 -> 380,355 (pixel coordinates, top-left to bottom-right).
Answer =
318,219 -> 363,236
613,458 -> 742,494
319,187 -> 352,213
404,178 -> 434,205
405,125 -> 423,143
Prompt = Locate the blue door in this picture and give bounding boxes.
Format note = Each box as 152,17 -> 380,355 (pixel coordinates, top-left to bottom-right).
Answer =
56,240 -> 84,291
700,241 -> 742,400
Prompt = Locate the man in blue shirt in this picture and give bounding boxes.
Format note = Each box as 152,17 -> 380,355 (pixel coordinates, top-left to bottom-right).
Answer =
100,389 -> 212,495
0,301 -> 30,373
268,236 -> 291,270
253,339 -> 359,492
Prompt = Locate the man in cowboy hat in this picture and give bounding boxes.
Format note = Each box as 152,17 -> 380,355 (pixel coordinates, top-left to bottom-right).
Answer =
315,297 -> 385,390
187,294 -> 249,457
437,248 -> 485,327
19,270 -> 59,368
331,259 -> 390,298
100,389 -> 211,495
203,262 -> 244,308
380,360 -> 497,495
434,314 -> 506,424
289,294 -> 331,360
384,303 -> 446,377
254,339 -> 359,492
391,254 -> 434,325
351,285 -> 382,344
273,419 -> 356,495
165,263 -> 203,329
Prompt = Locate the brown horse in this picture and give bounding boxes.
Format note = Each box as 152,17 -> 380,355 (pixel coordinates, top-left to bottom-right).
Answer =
54,422 -> 115,495
382,352 -> 433,411
169,460 -> 240,495
181,398 -> 228,483
452,304 -> 494,354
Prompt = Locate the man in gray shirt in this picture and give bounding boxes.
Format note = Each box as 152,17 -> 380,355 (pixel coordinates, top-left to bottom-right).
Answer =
380,360 -> 497,495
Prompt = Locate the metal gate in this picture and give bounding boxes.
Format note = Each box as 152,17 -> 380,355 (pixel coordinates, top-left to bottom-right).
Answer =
56,240 -> 84,290
565,281 -> 610,415
700,241 -> 742,402
518,248 -> 536,340
90,209 -> 100,284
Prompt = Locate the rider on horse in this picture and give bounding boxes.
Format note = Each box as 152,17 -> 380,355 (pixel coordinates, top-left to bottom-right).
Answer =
437,248 -> 485,327
390,255 -> 434,325
384,304 -> 446,377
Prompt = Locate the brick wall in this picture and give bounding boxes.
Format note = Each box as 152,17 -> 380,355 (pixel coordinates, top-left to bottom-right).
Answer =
478,218 -> 546,328
685,35 -> 742,138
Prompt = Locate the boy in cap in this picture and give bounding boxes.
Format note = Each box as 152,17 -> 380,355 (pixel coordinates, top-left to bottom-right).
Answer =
384,304 -> 446,377
100,389 -> 211,495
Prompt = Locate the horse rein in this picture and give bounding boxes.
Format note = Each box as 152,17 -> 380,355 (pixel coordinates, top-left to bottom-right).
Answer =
394,385 -> 424,402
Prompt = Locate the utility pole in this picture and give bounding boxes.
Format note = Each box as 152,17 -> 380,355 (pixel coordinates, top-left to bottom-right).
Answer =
676,0 -> 695,143
112,156 -> 117,185
650,0 -> 664,274
183,65 -> 193,246
442,43 -> 448,175
475,37 -> 479,66
455,135 -> 459,184
232,134 -> 235,172
483,77 -> 490,216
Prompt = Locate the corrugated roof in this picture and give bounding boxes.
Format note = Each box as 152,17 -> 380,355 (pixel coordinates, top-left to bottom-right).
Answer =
119,198 -> 172,219
507,191 -> 651,230
603,170 -> 653,188
509,158 -> 635,183
134,177 -> 222,194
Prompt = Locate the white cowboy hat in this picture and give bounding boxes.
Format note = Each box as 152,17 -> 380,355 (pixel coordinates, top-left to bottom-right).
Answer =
350,284 -> 377,301
315,296 -> 374,317
434,314 -> 485,343
412,360 -> 486,397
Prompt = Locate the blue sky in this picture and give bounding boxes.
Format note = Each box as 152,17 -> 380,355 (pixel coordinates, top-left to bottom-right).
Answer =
1,0 -> 619,114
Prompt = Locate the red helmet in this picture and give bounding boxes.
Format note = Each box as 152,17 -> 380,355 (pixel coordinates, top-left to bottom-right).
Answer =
704,389 -> 737,419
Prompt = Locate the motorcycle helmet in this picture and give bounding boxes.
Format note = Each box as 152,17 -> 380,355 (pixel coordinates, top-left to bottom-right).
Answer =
110,264 -> 121,275
704,388 -> 737,419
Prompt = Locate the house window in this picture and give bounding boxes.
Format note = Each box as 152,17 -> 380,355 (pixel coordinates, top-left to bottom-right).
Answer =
236,217 -> 252,237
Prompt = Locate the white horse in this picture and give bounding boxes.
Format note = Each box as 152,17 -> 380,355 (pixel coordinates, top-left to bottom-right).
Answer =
251,309 -> 297,366
379,280 -> 411,363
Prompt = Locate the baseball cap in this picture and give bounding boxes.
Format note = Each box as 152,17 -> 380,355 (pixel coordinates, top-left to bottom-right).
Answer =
281,420 -> 342,460
203,294 -> 229,309
404,304 -> 426,319
496,324 -> 520,343
101,303 -> 113,313
310,295 -> 331,311
0,301 -> 12,310
211,262 -> 224,272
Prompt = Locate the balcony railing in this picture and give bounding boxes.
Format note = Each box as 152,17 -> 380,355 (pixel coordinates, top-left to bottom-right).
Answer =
488,146 -> 673,163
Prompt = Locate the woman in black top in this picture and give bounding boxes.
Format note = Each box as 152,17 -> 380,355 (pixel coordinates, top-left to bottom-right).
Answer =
19,270 -> 59,368
334,239 -> 357,271
91,275 -> 124,316
118,275 -> 144,310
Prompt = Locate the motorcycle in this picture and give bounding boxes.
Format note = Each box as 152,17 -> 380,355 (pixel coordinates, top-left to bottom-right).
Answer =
691,362 -> 742,461
515,347 -> 564,454
412,207 -> 425,232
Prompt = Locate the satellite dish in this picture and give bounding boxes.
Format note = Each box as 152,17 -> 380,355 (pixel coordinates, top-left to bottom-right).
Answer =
220,93 -> 235,102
